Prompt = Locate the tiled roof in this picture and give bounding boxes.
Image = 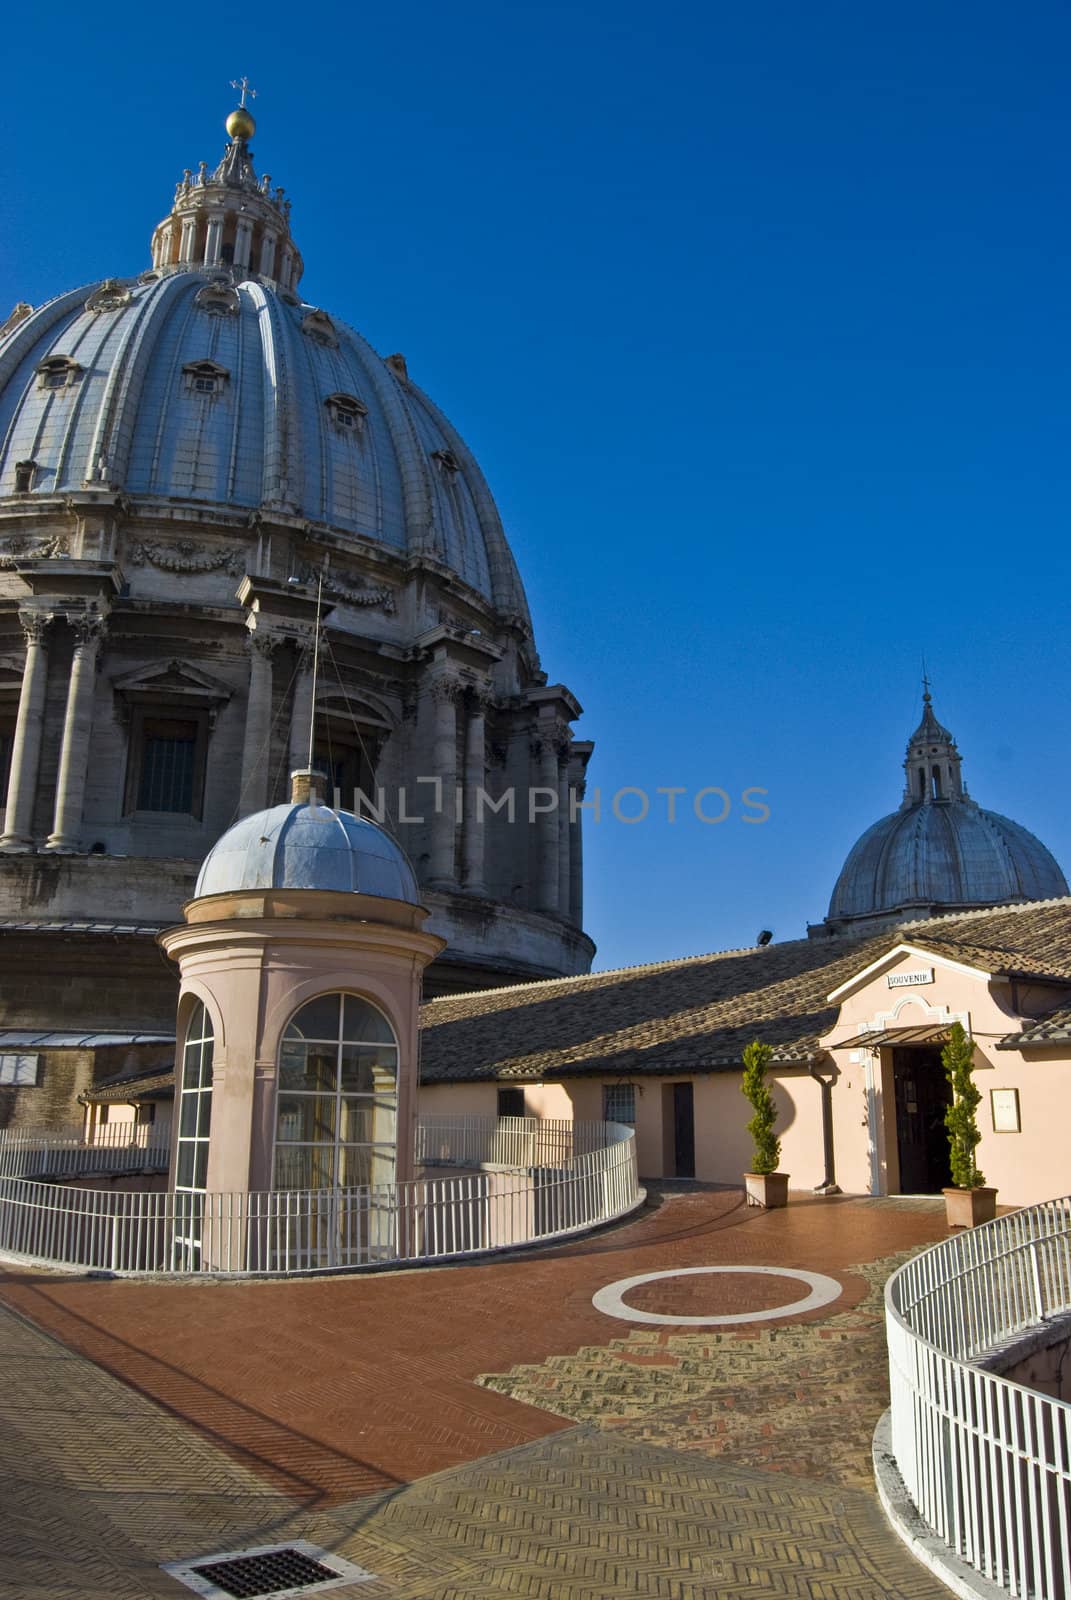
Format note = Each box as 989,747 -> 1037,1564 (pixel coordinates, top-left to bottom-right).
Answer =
419,898 -> 1071,1084
0,1030 -> 175,1049
80,1066 -> 176,1105
896,899 -> 1071,982
419,934 -> 886,1083
997,1006 -> 1071,1049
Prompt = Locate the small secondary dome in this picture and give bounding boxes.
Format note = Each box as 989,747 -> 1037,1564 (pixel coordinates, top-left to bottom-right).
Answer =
822,687 -> 1068,935
195,785 -> 420,904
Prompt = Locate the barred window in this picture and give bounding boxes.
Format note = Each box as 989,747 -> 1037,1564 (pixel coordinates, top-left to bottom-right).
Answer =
125,708 -> 208,818
137,717 -> 197,812
602,1083 -> 635,1126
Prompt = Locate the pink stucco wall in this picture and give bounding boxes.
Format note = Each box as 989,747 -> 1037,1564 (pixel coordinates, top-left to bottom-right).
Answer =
822,944 -> 1071,1207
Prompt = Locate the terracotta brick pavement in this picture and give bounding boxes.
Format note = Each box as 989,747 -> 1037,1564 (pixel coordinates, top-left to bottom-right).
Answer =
0,1188 -> 948,1503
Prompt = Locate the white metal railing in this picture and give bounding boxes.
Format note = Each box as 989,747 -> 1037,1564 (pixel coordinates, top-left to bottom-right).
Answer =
0,1122 -> 172,1179
885,1196 -> 1071,1599
414,1114 -> 608,1170
0,1116 -> 639,1277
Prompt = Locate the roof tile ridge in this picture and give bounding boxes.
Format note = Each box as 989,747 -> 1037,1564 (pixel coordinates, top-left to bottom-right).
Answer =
425,934 -> 848,1007
900,895 -> 1071,936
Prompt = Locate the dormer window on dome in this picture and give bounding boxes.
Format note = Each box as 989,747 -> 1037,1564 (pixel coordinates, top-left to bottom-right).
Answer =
431,449 -> 460,476
36,356 -> 82,393
13,461 -> 36,494
325,393 -> 367,434
182,360 -> 230,397
302,310 -> 337,348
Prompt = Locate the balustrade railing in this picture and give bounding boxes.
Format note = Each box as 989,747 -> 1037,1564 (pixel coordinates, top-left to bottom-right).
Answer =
0,1116 -> 639,1277
0,1122 -> 172,1179
885,1197 -> 1071,1599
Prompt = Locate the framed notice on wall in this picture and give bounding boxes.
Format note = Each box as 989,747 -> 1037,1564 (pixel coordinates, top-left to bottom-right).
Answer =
990,1088 -> 1021,1134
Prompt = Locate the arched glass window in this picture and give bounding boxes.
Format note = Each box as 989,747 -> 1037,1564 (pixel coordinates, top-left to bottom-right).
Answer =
175,1001 -> 214,1192
275,993 -> 398,1190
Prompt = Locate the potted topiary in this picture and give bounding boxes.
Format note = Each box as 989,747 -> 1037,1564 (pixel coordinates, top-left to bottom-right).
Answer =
741,1039 -> 789,1207
941,1021 -> 997,1228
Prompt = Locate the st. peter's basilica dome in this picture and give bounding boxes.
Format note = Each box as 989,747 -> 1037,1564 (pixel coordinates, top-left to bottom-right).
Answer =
0,98 -> 593,1026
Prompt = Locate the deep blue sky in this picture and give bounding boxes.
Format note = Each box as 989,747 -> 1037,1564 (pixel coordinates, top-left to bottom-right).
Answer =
1,1 -> 1068,970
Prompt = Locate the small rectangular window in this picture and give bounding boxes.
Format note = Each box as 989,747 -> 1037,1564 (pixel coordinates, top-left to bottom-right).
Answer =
0,1053 -> 40,1087
135,715 -> 199,814
497,1086 -> 526,1118
194,376 -> 216,394
603,1083 -> 635,1126
0,720 -> 15,805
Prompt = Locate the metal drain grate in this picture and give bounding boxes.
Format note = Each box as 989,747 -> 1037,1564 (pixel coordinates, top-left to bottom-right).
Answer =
163,1540 -> 375,1599
194,1548 -> 334,1597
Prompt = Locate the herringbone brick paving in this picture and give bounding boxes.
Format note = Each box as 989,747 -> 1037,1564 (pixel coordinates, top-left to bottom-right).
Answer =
0,1189 -> 957,1597
478,1248 -> 925,1490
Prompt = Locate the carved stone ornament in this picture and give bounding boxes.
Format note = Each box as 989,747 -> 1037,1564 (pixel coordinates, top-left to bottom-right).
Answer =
18,610 -> 54,645
70,611 -> 108,649
531,723 -> 571,761
247,629 -> 279,660
296,562 -> 395,615
128,540 -> 244,577
429,673 -> 464,705
0,534 -> 70,568
301,309 -> 338,348
194,281 -> 241,316
85,279 -> 131,314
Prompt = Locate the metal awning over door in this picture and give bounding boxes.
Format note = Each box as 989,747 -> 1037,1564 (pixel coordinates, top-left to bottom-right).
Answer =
832,1024 -> 950,1049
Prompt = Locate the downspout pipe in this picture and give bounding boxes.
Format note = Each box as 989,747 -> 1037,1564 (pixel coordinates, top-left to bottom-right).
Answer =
808,1059 -> 841,1194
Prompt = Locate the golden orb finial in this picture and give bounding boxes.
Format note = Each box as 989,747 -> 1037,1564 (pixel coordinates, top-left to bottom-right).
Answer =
226,105 -> 256,141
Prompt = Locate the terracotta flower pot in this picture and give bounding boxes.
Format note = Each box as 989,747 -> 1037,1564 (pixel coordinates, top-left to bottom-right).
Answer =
745,1172 -> 789,1209
943,1185 -> 998,1229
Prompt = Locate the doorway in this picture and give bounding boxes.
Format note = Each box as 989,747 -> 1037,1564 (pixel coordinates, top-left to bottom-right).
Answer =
672,1082 -> 695,1179
891,1046 -> 951,1194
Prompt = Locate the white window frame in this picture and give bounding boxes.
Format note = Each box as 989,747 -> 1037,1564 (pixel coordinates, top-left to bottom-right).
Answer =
603,1083 -> 636,1127
0,1053 -> 40,1087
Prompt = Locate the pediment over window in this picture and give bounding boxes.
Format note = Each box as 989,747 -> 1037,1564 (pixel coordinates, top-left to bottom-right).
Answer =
316,687 -> 394,732
36,356 -> 83,392
324,392 -> 368,434
112,659 -> 233,723
181,359 -> 230,395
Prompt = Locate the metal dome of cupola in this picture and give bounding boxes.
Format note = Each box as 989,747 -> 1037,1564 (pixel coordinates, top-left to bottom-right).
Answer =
0,85 -> 595,1037
813,682 -> 1069,939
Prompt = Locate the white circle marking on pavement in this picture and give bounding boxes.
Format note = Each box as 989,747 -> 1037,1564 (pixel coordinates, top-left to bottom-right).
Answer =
591,1265 -> 844,1326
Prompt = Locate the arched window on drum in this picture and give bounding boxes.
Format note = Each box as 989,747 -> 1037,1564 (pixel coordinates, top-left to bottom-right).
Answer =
175,1001 -> 214,1193
173,1000 -> 214,1270
275,994 -> 398,1190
